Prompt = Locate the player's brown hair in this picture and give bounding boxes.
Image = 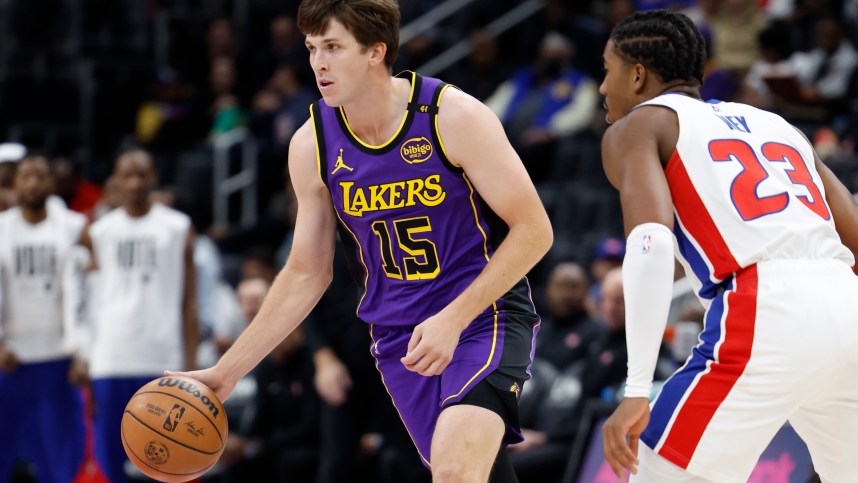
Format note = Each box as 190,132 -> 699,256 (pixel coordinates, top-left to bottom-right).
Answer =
297,0 -> 400,69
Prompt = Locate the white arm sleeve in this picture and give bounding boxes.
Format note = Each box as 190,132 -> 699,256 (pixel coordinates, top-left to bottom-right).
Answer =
622,223 -> 676,398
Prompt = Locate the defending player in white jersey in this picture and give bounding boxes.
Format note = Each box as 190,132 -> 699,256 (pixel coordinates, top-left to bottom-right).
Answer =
599,10 -> 858,483
0,154 -> 88,483
82,147 -> 198,483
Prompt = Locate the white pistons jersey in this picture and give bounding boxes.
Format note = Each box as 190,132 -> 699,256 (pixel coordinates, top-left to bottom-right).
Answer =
0,207 -> 86,362
640,94 -> 854,304
88,203 -> 190,377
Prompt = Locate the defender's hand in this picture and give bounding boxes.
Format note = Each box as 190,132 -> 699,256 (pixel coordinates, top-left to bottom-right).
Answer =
602,397 -> 650,481
401,314 -> 463,376
165,367 -> 235,403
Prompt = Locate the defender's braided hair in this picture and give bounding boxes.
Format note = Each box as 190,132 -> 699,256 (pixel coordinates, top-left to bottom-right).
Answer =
610,9 -> 707,85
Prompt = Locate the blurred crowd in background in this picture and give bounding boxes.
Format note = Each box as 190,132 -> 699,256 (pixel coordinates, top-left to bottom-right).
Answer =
1,0 -> 856,482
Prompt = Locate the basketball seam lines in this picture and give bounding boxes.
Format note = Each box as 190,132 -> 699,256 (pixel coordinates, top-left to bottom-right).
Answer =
121,419 -> 219,475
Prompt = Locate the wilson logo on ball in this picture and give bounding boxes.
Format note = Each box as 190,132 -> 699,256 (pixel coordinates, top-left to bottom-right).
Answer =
157,378 -> 220,418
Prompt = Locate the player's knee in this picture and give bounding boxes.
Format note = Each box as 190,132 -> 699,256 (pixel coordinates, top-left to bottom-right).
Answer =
431,462 -> 487,483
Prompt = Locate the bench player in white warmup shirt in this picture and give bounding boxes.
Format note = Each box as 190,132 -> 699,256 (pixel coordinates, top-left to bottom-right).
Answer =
598,10 -> 858,483
84,147 -> 198,483
0,154 -> 88,483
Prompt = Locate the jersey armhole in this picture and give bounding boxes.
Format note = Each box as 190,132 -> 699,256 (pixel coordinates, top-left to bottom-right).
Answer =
309,102 -> 330,189
430,83 -> 464,173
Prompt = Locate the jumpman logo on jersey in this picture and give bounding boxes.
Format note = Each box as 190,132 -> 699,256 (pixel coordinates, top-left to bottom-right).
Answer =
332,148 -> 353,174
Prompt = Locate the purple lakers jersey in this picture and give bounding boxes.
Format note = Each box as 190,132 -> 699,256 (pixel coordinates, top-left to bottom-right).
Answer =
311,72 -> 534,326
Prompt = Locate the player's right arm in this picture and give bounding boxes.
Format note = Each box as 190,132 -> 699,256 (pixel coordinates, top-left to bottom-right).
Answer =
600,107 -> 677,480
170,120 -> 338,402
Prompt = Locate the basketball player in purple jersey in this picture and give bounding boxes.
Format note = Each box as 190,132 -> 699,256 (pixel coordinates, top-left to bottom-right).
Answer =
170,1 -> 552,481
598,10 -> 858,482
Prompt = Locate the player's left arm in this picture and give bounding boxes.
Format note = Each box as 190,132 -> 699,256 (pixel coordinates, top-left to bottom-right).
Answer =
400,88 -> 553,376
816,157 -> 858,263
182,226 -> 199,371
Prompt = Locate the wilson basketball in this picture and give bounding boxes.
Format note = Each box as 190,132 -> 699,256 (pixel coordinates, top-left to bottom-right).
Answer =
121,376 -> 228,482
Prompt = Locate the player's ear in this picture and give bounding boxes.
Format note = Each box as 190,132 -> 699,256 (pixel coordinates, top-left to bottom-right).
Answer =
369,41 -> 387,66
632,63 -> 647,93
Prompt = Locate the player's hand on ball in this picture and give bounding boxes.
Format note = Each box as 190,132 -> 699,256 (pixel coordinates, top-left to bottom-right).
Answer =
165,367 -> 235,403
401,313 -> 464,376
602,397 -> 650,481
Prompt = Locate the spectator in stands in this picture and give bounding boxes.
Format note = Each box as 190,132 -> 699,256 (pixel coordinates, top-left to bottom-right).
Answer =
513,0 -> 609,80
219,278 -> 320,483
699,0 -> 767,74
510,268 -> 673,482
486,32 -> 599,182
134,68 -> 203,152
741,22 -> 796,109
92,175 -> 121,220
253,15 -> 309,92
240,246 -> 278,285
442,29 -> 513,101
51,157 -> 102,219
0,143 -> 26,212
534,262 -> 605,370
251,63 -> 316,154
775,15 -> 858,126
208,56 -> 247,138
585,237 -> 625,318
183,18 -> 249,97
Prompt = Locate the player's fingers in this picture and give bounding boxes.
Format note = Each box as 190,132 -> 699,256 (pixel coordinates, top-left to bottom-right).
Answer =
401,339 -> 427,366
421,358 -> 446,376
407,345 -> 438,374
603,424 -> 635,479
406,326 -> 422,353
628,434 -> 640,472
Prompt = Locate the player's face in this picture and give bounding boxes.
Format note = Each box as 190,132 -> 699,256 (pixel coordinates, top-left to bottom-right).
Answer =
599,40 -> 638,124
14,157 -> 52,210
115,152 -> 156,208
305,19 -> 374,106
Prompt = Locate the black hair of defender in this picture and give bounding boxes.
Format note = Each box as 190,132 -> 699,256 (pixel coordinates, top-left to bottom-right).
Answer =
610,9 -> 707,85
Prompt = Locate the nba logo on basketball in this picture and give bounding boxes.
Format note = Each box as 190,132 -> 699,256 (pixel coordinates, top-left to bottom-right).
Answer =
163,404 -> 185,432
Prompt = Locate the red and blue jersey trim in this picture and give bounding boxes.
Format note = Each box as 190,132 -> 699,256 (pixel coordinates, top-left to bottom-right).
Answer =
642,265 -> 758,468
